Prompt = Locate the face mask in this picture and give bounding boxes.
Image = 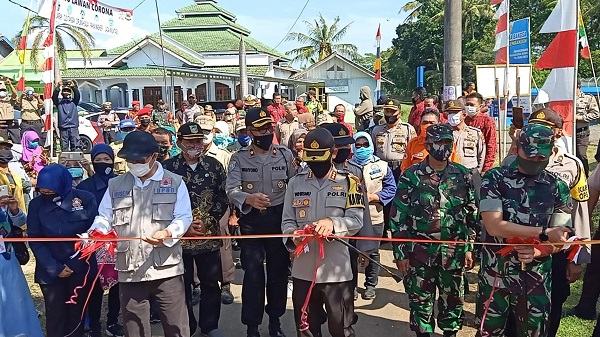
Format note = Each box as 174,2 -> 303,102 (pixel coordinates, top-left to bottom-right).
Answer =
0,91 -> 7,98
354,147 -> 372,163
214,133 -> 228,147
140,119 -> 151,127
238,135 -> 251,147
427,142 -> 453,161
516,155 -> 549,175
0,149 -> 13,163
104,108 -> 111,113
466,106 -> 478,117
333,148 -> 351,164
93,162 -> 113,176
63,94 -> 72,100
28,141 -> 39,149
307,161 -> 332,179
127,157 -> 155,177
448,113 -> 462,127
68,167 -> 84,178
204,133 -> 214,144
158,145 -> 170,160
412,97 -> 418,104
253,134 -> 273,151
385,114 -> 399,125
41,193 -> 60,203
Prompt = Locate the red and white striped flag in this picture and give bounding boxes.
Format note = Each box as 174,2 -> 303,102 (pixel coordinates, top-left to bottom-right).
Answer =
42,0 -> 57,135
491,0 -> 509,64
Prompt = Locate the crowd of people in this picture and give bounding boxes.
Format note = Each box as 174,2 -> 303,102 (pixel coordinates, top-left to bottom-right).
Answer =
2,80 -> 600,337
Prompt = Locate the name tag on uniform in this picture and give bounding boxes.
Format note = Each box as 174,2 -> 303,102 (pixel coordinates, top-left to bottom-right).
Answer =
155,187 -> 176,194
113,190 -> 132,198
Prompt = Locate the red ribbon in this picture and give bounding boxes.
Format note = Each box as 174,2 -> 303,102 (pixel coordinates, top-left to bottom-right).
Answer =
294,225 -> 325,332
64,229 -> 118,336
565,237 -> 584,262
496,237 -> 542,257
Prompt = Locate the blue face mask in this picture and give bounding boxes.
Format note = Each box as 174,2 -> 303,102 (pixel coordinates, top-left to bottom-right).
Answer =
28,141 -> 39,149
68,167 -> 84,178
238,135 -> 251,147
354,147 -> 373,165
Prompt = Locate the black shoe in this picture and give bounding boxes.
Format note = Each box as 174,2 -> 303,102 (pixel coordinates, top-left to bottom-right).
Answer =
106,323 -> 125,337
221,283 -> 234,305
362,286 -> 376,300
268,327 -> 286,337
150,313 -> 161,324
416,333 -> 430,337
191,286 -> 201,306
564,307 -> 597,320
247,326 -> 260,337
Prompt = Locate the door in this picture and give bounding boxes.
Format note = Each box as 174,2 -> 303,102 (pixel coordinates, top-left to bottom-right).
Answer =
142,86 -> 162,106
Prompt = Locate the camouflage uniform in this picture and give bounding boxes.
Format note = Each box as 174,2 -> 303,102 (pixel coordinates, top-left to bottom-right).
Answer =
476,124 -> 573,337
390,124 -> 477,334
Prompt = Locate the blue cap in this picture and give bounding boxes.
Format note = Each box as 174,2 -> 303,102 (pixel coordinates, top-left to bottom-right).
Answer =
120,119 -> 136,129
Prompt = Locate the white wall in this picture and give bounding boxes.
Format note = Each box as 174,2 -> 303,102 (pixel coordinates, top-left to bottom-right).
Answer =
200,53 -> 270,67
127,44 -> 185,68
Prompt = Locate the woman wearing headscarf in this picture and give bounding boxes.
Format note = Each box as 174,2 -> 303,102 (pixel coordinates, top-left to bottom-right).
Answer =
20,130 -> 49,182
0,191 -> 44,337
349,131 -> 397,299
288,128 -> 308,174
77,144 -> 123,337
213,121 -> 234,150
27,164 -> 99,337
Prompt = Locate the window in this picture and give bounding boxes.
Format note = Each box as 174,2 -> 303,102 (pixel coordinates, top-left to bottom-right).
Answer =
174,86 -> 183,109
196,84 -> 207,102
326,64 -> 345,79
215,82 -> 231,101
132,89 -> 140,101
142,87 -> 162,106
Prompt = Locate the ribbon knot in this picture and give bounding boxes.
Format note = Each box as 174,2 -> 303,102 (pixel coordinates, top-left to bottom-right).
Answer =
496,237 -> 541,257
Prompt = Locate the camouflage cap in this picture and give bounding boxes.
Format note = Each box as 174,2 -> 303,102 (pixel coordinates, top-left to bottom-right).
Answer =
528,108 -> 564,129
425,124 -> 454,143
518,124 -> 554,158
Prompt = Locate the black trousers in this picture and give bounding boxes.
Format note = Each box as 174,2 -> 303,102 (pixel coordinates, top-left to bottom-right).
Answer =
292,278 -> 355,337
103,130 -> 118,145
576,128 -> 590,175
183,250 -> 222,335
60,127 -> 80,151
89,282 -> 121,329
119,275 -> 189,337
350,224 -> 384,290
39,273 -> 93,337
548,252 -> 571,337
383,166 -> 401,238
20,119 -> 46,145
0,120 -> 21,144
573,229 -> 600,314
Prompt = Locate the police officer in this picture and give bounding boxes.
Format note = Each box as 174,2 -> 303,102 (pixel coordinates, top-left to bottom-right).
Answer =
390,124 -> 477,337
89,131 -> 193,337
0,79 -> 19,143
282,128 -> 364,337
226,107 -> 294,337
444,100 -> 486,175
477,124 -> 573,337
110,119 -> 136,175
18,86 -> 44,140
575,79 -> 600,175
502,108 -> 590,337
371,99 -> 416,234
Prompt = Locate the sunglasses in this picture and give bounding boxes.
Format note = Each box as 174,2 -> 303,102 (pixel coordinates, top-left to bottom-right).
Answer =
355,142 -> 369,148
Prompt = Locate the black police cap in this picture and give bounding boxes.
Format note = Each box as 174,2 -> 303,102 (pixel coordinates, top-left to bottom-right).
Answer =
319,123 -> 355,146
302,128 -> 335,162
177,122 -> 208,139
117,131 -> 159,161
528,108 -> 564,129
245,107 -> 273,129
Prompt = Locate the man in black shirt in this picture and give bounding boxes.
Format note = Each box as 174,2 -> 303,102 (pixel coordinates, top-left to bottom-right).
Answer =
163,122 -> 229,337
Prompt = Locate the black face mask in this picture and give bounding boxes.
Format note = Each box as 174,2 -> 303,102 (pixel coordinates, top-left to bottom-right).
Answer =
333,148 -> 351,164
516,155 -> 549,175
307,161 -> 332,179
140,119 -> 151,127
93,162 -> 113,176
158,145 -> 170,161
41,193 -> 60,203
0,149 -> 13,163
253,134 -> 273,151
385,114 -> 399,125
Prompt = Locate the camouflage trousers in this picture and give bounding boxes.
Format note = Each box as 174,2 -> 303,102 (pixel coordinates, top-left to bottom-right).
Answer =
404,264 -> 464,333
475,281 -> 551,337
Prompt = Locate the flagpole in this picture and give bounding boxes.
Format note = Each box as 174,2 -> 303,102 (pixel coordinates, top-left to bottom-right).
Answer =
48,0 -> 57,157
501,0 -> 510,160
571,0 -> 580,155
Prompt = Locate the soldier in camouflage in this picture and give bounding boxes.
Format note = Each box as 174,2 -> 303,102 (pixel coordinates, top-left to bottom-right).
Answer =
575,79 -> 600,175
390,123 -> 477,337
477,124 -> 574,337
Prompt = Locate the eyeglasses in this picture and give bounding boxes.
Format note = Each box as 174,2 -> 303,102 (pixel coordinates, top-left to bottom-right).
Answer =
421,121 -> 436,126
355,143 -> 369,148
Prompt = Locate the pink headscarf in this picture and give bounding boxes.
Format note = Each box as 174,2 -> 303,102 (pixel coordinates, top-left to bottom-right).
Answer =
21,130 -> 44,172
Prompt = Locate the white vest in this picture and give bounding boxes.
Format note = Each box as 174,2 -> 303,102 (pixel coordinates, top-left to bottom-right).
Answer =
362,159 -> 389,225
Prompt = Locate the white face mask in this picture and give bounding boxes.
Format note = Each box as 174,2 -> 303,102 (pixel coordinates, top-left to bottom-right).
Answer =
466,106 -> 478,117
0,91 -> 7,98
127,158 -> 154,177
448,113 -> 462,127
204,133 -> 214,145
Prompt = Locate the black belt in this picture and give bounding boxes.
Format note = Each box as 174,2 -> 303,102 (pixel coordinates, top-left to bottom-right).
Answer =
249,205 -> 282,216
22,119 -> 42,123
577,126 -> 589,133
387,160 -> 401,169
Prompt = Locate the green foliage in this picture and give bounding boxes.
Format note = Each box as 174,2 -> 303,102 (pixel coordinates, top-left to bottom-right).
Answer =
355,53 -> 377,71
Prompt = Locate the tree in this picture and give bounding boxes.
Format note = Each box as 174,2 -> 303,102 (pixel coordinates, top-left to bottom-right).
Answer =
14,16 -> 96,81
355,53 -> 377,70
285,14 -> 360,64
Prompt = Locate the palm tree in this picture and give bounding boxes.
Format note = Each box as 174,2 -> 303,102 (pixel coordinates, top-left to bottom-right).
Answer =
285,14 -> 360,64
14,16 -> 96,81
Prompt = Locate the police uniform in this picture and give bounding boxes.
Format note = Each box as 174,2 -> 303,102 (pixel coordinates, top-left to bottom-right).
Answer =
98,102 -> 120,145
476,124 -> 573,337
502,109 -> 590,337
109,119 -> 136,175
575,89 -> 600,174
281,128 -> 364,337
390,124 -> 477,336
225,108 -> 293,337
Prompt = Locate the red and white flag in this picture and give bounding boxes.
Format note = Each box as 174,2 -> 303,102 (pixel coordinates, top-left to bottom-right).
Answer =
491,0 -> 509,64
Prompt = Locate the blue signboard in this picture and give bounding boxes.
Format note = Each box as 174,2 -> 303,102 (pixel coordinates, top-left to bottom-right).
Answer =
509,18 -> 531,64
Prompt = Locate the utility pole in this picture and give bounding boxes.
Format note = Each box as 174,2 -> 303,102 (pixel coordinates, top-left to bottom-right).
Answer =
444,0 -> 462,94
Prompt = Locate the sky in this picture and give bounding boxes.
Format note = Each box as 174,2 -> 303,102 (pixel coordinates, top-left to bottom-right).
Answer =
2,0 -> 409,59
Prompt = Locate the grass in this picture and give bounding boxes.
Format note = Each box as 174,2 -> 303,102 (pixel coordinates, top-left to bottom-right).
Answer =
556,142 -> 600,337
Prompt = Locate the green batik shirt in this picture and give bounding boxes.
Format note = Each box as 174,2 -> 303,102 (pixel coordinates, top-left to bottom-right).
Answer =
390,159 -> 478,270
478,161 -> 572,292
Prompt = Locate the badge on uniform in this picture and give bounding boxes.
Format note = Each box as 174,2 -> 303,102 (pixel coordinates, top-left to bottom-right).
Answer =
299,209 -> 307,218
229,161 -> 237,171
246,183 -> 254,190
331,185 -> 344,191
72,197 -> 84,211
160,178 -> 172,187
277,180 -> 285,189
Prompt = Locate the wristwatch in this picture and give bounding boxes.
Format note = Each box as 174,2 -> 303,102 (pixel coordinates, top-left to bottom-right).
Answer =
539,226 -> 549,242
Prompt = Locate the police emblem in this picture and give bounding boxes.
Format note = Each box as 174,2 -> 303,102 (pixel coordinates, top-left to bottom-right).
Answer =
339,128 -> 346,136
299,209 -> 307,218
387,100 -> 394,105
259,111 -> 267,117
277,180 -> 285,189
229,161 -> 237,171
247,183 -> 254,189
310,140 -> 319,149
72,197 -> 84,211
189,125 -> 199,134
537,111 -> 546,119
160,178 -> 172,187
448,101 -> 456,108
303,199 -> 310,206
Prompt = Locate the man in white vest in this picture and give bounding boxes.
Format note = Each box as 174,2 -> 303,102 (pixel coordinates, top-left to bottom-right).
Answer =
89,131 -> 193,337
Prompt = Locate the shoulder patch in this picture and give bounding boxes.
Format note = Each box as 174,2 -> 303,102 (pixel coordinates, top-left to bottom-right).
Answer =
346,175 -> 365,209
